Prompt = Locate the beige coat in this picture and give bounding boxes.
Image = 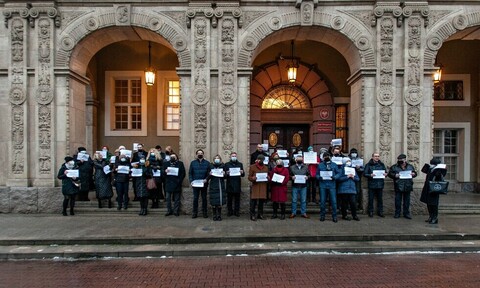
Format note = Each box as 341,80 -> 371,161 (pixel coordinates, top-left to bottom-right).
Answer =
248,163 -> 269,199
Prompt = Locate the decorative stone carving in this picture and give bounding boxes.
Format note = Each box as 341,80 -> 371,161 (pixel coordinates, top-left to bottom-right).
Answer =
148,17 -> 163,31
427,36 -> 442,51
452,14 -> 468,30
222,105 -> 234,151
172,36 -> 187,52
356,36 -> 370,51
192,87 -> 209,105
331,16 -> 346,30
60,35 -> 75,51
9,87 -> 26,105
242,36 -> 257,51
12,106 -> 24,149
194,105 -> 207,150
36,86 -> 54,105
301,2 -> 314,26
115,5 -> 130,25
268,16 -> 282,30
242,11 -> 269,28
379,106 -> 392,161
220,87 -> 236,105
221,18 -> 234,42
84,17 -> 99,31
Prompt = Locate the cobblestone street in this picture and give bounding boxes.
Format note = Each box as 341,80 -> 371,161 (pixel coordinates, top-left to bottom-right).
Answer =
1,253 -> 479,288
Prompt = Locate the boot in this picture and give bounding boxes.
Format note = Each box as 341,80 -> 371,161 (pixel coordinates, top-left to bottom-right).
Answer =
429,206 -> 438,224
69,208 -> 75,216
98,200 -> 102,208
213,207 -> 218,221
69,198 -> 75,215
257,201 -> 264,220
108,199 -> 112,208
62,199 -> 69,216
280,203 -> 286,220
139,208 -> 144,216
271,202 -> 278,219
217,207 -> 222,221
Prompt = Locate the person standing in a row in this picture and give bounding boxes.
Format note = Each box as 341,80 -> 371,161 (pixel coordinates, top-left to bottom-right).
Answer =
58,156 -> 80,216
289,155 -> 310,219
163,153 -> 186,217
388,154 -> 417,219
208,155 -> 226,221
269,158 -> 290,220
316,152 -> 338,222
336,158 -> 360,221
189,149 -> 210,219
113,153 -> 131,210
363,152 -> 387,218
420,158 -> 447,224
224,152 -> 245,217
92,152 -> 113,208
248,154 -> 269,221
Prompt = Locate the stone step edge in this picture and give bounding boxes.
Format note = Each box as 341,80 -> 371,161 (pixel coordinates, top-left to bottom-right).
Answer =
1,233 -> 479,246
2,240 -> 480,260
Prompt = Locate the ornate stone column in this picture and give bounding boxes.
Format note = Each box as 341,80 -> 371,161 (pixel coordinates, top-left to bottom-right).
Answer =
5,6 -> 29,187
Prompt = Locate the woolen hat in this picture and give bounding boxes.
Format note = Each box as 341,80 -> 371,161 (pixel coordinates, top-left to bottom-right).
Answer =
77,147 -> 86,152
397,154 -> 407,160
350,148 -> 358,153
430,158 -> 441,165
64,156 -> 74,162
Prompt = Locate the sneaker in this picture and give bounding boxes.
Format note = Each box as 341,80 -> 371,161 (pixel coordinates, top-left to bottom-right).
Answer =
289,214 -> 296,219
301,214 -> 310,219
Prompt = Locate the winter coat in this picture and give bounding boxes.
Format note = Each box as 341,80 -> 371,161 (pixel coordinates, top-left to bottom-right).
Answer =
224,160 -> 245,194
388,163 -> 417,193
75,155 -> 94,192
269,166 -> 290,202
163,160 -> 186,193
114,160 -> 131,183
133,164 -> 150,198
189,159 -> 211,182
363,159 -> 387,189
148,158 -> 163,180
93,160 -> 114,200
248,163 -> 269,199
335,165 -> 360,194
316,161 -> 338,189
57,164 -> 80,196
420,164 -> 447,206
208,163 -> 226,206
250,150 -> 268,165
289,163 -> 309,187
307,156 -> 321,180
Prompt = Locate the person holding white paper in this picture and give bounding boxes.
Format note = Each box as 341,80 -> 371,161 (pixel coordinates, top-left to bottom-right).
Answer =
269,159 -> 290,219
363,152 -> 388,218
306,146 -> 320,204
348,148 -> 364,210
131,144 -> 148,202
224,152 -> 245,217
57,156 -> 80,216
113,154 -> 131,210
207,155 -> 226,221
316,152 -> 339,222
289,155 -> 310,219
92,152 -> 113,209
163,153 -> 186,217
74,147 -> 94,201
388,154 -> 417,219
248,154 -> 269,221
336,158 -> 360,221
189,149 -> 211,219
420,158 -> 448,224
132,157 -> 150,216
147,148 -> 163,209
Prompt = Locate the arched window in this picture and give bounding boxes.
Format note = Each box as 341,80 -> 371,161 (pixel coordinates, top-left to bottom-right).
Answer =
262,85 -> 311,109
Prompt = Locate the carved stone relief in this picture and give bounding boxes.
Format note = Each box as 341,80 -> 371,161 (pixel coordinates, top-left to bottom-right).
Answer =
301,2 -> 314,26
114,4 -> 131,25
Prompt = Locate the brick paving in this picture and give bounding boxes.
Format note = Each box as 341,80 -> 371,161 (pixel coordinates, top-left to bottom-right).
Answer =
1,253 -> 479,288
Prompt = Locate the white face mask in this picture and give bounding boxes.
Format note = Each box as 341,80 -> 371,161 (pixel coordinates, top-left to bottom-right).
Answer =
351,153 -> 357,158
66,161 -> 75,169
231,157 -> 237,162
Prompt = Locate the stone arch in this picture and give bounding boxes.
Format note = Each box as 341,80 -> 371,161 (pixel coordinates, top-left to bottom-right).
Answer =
424,10 -> 480,67
238,9 -> 374,73
55,9 -> 190,75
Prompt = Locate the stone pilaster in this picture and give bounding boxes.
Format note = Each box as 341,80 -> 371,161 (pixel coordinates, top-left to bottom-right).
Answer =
5,6 -> 29,186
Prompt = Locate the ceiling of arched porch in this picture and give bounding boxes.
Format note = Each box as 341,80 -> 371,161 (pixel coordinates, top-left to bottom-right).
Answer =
69,26 -> 175,76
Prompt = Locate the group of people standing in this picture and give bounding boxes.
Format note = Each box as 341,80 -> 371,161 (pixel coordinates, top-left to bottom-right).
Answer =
58,143 -> 447,224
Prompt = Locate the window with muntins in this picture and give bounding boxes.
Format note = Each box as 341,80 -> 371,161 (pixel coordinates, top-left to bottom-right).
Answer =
165,80 -> 180,130
114,79 -> 142,130
433,129 -> 458,181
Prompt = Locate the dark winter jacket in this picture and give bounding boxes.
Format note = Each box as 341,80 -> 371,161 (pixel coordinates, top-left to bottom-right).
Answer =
224,160 -> 245,194
363,159 -> 387,189
163,160 -> 186,193
335,165 -> 360,194
208,163 -> 226,206
93,159 -> 113,199
388,163 -> 417,193
420,164 -> 447,206
57,164 -> 80,196
189,159 -> 211,183
316,161 -> 338,188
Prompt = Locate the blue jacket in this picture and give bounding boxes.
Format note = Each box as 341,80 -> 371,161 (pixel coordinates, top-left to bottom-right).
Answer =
188,159 -> 211,183
335,165 -> 359,194
316,161 -> 338,188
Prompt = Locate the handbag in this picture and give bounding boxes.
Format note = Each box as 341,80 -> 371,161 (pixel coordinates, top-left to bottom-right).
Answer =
429,174 -> 449,194
146,178 -> 157,190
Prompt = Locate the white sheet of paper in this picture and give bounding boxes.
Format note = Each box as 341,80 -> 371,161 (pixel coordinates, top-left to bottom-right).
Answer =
191,180 -> 204,187
131,168 -> 143,177
332,156 -> 343,165
167,167 -> 179,176
255,172 -> 268,182
263,156 -> 269,165
153,170 -> 161,177
294,175 -> 307,184
277,150 -> 288,158
229,167 -> 241,176
272,173 -> 285,184
110,157 -> 116,164
434,164 -> 447,170
133,143 -> 139,151
331,138 -> 342,146
303,152 -> 318,164
261,144 -> 269,152
120,149 -> 132,158
103,165 -> 111,175
77,153 -> 89,162
117,165 -> 130,174
293,153 -> 303,160
399,170 -> 413,179
282,159 -> 290,167
164,155 -> 171,161
372,170 -> 385,179
352,159 -> 364,167
344,167 -> 356,176
66,169 -> 79,178
96,150 -> 107,159
212,168 -> 224,177
320,171 -> 333,180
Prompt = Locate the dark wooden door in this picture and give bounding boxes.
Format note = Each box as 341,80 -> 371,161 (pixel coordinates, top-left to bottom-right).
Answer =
263,124 -> 309,153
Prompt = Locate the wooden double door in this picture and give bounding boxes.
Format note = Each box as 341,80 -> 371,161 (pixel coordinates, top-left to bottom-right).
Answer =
262,124 -> 310,153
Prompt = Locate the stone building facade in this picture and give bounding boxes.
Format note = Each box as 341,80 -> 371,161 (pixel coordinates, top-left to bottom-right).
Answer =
0,1 -> 478,213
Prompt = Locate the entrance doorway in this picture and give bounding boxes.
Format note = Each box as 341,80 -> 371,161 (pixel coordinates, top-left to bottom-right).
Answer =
263,124 -> 310,153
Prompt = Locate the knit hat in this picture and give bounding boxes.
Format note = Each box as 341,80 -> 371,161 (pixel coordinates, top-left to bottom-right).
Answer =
64,156 -> 74,162
430,158 -> 441,165
350,148 -> 358,153
77,147 -> 86,152
397,154 -> 407,160
308,146 -> 313,151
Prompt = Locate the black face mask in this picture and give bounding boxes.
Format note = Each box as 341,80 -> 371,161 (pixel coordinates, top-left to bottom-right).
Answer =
197,155 -> 203,159
324,157 -> 330,162
296,161 -> 303,165
397,160 -> 405,165
171,157 -> 177,162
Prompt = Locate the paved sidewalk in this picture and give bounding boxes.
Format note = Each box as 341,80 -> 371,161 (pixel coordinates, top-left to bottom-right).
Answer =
1,213 -> 480,259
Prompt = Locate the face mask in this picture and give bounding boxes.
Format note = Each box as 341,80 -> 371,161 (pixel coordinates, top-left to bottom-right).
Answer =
351,153 -> 357,158
397,160 -> 405,165
165,151 -> 170,155
231,157 -> 237,162
140,159 -> 145,164
197,155 -> 203,159
308,149 -> 313,152
296,160 -> 303,165
345,162 -> 352,167
277,164 -> 283,168
66,161 -> 74,169
120,158 -> 126,162
324,157 -> 330,162
273,157 -> 279,161
171,157 -> 177,162
214,159 -> 221,164
257,160 -> 264,166
79,151 -> 86,154
150,153 -> 155,157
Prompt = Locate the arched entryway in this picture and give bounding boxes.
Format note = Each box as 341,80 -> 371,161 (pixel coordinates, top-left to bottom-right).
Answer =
249,26 -> 357,155
66,26 -> 180,154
